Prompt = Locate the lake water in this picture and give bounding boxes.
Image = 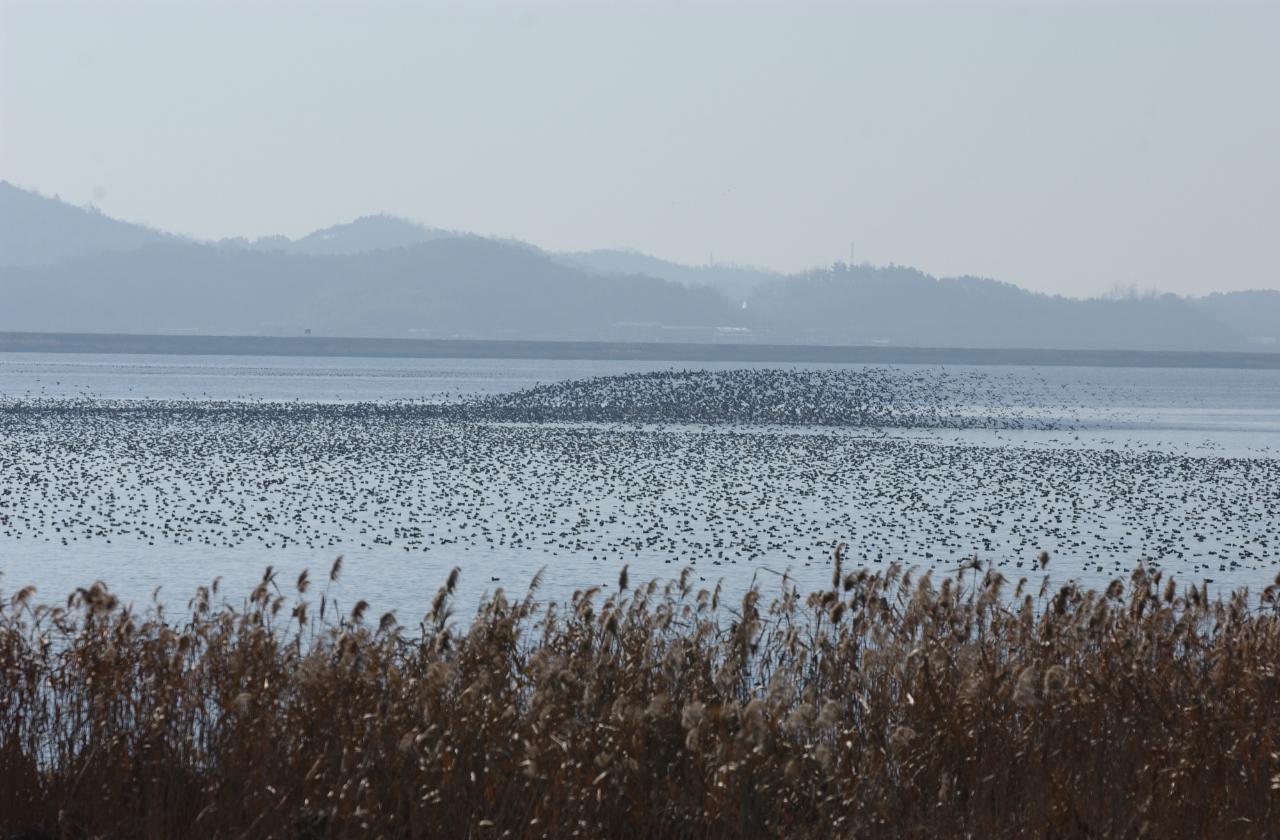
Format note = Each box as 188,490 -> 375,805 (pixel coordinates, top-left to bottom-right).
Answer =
1,352 -> 1278,623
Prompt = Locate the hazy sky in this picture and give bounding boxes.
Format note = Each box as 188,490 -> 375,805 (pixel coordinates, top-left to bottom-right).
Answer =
2,1 -> 1276,297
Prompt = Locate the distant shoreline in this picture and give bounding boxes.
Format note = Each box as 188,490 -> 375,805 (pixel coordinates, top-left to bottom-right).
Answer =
1,331 -> 1279,369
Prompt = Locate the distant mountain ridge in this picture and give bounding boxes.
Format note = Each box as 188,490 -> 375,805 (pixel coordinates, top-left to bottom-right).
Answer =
0,181 -> 176,265
561,249 -> 780,300
1192,291 -> 1280,347
218,215 -> 457,256
748,264 -> 1254,351
0,237 -> 737,340
1,181 -> 1275,351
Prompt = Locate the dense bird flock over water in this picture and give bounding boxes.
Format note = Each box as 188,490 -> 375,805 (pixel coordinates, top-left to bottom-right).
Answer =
454,368 -> 1056,428
1,368 -> 1276,602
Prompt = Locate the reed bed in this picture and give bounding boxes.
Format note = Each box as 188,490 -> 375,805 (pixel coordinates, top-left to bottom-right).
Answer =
2,552 -> 1279,839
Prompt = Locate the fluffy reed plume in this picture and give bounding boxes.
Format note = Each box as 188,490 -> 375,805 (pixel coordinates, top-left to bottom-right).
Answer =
2,559 -> 1279,838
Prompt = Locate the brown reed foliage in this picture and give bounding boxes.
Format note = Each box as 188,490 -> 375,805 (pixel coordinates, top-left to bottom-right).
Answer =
2,554 -> 1280,839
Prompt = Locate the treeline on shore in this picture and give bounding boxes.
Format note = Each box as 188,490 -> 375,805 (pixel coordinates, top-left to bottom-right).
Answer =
2,555 -> 1279,838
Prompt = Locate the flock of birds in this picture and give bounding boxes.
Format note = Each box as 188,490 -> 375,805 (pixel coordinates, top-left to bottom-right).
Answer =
1,367 -> 1276,601
449,368 -> 1058,429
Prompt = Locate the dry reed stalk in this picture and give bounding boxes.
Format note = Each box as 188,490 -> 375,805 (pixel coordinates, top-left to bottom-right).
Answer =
0,560 -> 1277,838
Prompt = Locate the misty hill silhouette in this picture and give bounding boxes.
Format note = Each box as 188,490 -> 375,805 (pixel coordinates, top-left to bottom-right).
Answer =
1192,291 -> 1280,348
0,238 -> 737,340
1,182 -> 1275,350
747,265 -> 1259,352
219,215 -> 455,256
563,249 -> 778,300
0,181 -> 175,265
